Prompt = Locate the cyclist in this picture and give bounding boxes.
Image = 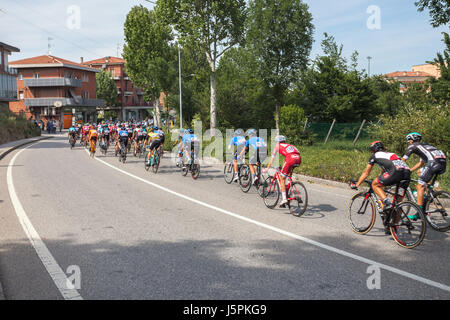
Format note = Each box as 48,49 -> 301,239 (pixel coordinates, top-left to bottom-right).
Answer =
180,129 -> 200,169
352,141 -> 411,232
81,123 -> 90,146
175,128 -> 186,167
68,125 -> 78,145
116,125 -> 129,156
238,129 -> 268,185
401,132 -> 447,218
264,135 -> 302,207
154,126 -> 165,154
146,127 -> 163,166
88,125 -> 98,154
132,124 -> 144,154
228,129 -> 247,182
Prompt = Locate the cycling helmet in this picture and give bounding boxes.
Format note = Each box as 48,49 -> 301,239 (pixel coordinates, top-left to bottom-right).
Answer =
275,135 -> 286,143
184,129 -> 190,134
188,128 -> 194,134
153,126 -> 158,131
248,128 -> 257,137
234,129 -> 244,136
406,132 -> 422,142
369,141 -> 384,153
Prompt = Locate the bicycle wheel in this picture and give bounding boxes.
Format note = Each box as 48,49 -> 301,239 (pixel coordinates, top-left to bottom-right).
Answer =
191,164 -> 200,180
181,162 -> 189,176
152,155 -> 160,174
224,163 -> 235,184
347,192 -> 376,235
257,174 -> 269,198
389,201 -> 426,249
239,165 -> 252,193
263,177 -> 280,209
144,152 -> 150,171
425,191 -> 450,232
289,182 -> 308,217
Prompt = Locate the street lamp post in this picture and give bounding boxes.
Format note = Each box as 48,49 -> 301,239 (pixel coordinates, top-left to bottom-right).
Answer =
178,44 -> 182,130
367,56 -> 372,77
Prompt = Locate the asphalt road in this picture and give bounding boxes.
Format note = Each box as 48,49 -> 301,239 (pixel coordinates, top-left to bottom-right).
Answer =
0,135 -> 449,300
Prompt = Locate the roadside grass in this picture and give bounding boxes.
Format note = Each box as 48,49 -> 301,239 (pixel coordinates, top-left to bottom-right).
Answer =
165,131 -> 450,191
0,109 -> 41,145
295,138 -> 450,191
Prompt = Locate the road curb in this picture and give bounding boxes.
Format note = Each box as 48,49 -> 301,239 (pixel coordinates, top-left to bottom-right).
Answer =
0,136 -> 52,162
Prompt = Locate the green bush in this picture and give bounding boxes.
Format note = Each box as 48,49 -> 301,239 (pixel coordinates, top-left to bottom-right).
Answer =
368,104 -> 450,155
279,104 -> 314,146
0,109 -> 41,145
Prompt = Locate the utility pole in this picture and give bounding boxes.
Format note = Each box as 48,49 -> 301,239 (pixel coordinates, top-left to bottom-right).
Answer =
178,43 -> 182,130
367,56 -> 372,77
48,37 -> 53,55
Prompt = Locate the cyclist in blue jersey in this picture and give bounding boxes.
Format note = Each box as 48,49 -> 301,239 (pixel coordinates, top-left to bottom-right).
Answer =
228,129 -> 246,182
68,126 -> 78,144
238,129 -> 268,185
115,126 -> 130,155
180,129 -> 200,169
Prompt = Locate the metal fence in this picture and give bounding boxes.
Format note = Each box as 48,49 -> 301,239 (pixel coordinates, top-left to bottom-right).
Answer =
306,120 -> 372,144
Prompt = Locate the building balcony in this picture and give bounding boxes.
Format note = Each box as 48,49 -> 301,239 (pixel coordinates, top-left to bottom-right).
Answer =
124,91 -> 133,96
0,73 -> 18,101
24,97 -> 105,107
23,77 -> 82,87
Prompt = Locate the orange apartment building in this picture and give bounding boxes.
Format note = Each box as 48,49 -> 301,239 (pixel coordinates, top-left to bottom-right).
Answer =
83,56 -> 153,120
0,42 -> 20,109
9,55 -> 104,128
384,63 -> 441,92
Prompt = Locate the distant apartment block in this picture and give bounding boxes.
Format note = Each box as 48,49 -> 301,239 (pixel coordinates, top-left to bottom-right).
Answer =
0,42 -> 20,109
9,55 -> 105,128
83,56 -> 153,120
384,63 -> 441,92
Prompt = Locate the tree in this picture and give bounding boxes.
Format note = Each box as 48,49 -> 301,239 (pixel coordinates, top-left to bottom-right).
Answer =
157,0 -> 247,134
415,0 -> 450,27
296,34 -> 378,122
123,5 -> 174,126
427,32 -> 450,105
96,69 -> 117,108
246,0 -> 314,130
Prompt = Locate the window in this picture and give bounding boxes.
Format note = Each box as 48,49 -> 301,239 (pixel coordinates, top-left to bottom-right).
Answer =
33,73 -> 40,79
18,74 -> 23,80
19,91 -> 24,100
82,72 -> 88,82
110,69 -> 115,78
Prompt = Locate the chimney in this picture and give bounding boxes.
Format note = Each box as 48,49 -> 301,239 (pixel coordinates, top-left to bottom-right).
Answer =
80,57 -> 84,64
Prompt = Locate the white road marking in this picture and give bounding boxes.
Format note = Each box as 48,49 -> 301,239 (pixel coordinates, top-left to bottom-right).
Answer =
7,144 -> 83,300
87,149 -> 450,293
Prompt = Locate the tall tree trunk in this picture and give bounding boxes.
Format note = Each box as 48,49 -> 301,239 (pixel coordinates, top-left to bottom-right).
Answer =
154,97 -> 161,127
210,71 -> 217,136
275,100 -> 280,131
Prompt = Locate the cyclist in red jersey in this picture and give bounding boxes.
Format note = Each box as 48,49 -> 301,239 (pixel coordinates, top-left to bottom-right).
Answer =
264,135 -> 302,207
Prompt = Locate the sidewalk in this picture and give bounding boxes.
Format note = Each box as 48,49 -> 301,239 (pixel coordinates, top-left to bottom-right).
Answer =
0,134 -> 54,162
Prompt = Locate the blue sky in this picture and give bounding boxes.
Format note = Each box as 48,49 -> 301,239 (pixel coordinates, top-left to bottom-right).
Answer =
0,0 -> 447,75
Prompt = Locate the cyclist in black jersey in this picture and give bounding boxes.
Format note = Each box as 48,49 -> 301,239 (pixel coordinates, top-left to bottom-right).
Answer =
352,141 -> 411,216
401,132 -> 447,214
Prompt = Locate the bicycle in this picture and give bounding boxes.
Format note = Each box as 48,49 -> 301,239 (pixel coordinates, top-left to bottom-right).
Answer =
99,138 -> 108,155
89,139 -> 97,158
118,142 -> 127,163
348,179 -> 426,249
262,166 -> 308,217
69,135 -> 76,149
144,146 -> 162,174
396,175 -> 450,232
181,144 -> 200,180
224,153 -> 243,184
239,162 -> 268,197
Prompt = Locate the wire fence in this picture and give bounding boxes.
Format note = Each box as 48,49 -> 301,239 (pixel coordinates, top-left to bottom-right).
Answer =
306,120 -> 373,144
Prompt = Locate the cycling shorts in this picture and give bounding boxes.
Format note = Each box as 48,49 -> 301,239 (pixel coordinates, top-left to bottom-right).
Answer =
418,160 -> 446,186
149,139 -> 161,151
281,154 -> 302,176
377,169 -> 410,189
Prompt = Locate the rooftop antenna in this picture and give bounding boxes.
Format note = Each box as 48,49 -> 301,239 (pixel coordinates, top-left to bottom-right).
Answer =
117,43 -> 120,57
48,37 -> 54,55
